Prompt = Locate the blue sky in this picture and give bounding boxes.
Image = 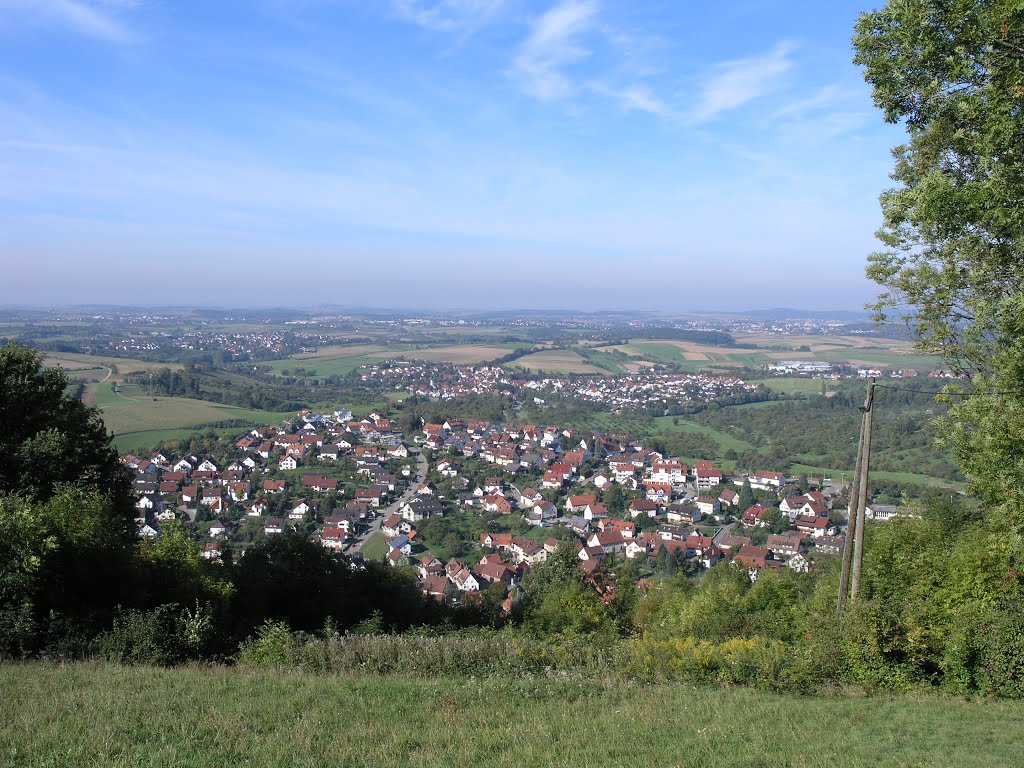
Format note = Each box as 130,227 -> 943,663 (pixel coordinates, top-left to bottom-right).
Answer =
0,0 -> 904,311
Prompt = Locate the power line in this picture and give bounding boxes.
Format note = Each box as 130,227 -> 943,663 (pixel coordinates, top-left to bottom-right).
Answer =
871,383 -> 1024,396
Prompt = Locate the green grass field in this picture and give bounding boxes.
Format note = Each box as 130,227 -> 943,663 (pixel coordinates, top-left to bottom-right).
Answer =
652,416 -> 757,454
815,349 -> 940,369
361,530 -> 389,560
749,378 -> 843,395
2,663 -> 1023,767
95,389 -> 293,439
111,427 -> 250,454
789,463 -> 965,491
265,342 -> 525,377
264,346 -> 404,377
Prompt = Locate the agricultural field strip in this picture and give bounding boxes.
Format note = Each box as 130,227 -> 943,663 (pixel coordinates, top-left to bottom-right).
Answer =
43,351 -> 184,378
506,349 -> 609,374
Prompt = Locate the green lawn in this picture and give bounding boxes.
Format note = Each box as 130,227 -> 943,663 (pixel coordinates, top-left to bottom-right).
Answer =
361,530 -> 389,560
749,377 -> 843,396
2,662 -> 1023,767
789,463 -> 965,491
96,390 -> 293,438
112,427 -> 247,454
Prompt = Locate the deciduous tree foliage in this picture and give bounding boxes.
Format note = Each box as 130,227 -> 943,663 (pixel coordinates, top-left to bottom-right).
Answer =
0,341 -> 132,515
854,0 -> 1024,525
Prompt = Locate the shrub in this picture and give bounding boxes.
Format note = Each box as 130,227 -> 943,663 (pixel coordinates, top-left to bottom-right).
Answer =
93,605 -> 187,666
237,620 -> 301,668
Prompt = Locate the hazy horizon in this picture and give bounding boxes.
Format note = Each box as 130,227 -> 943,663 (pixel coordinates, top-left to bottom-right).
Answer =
0,1 -> 902,310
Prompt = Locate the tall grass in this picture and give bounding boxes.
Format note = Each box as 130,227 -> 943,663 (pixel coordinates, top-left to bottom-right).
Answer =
2,661 -> 1023,767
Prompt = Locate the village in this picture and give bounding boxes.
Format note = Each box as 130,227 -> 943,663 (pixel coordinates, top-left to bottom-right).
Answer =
361,362 -> 763,410
121,401 -> 907,611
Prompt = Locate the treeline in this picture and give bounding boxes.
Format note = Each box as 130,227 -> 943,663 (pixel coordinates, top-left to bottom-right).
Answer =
622,328 -> 736,346
0,487 -> 494,663
393,394 -> 516,432
128,365 -> 378,412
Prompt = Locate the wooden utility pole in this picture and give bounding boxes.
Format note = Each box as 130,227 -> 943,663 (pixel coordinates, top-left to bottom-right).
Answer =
837,408 -> 866,614
850,377 -> 876,602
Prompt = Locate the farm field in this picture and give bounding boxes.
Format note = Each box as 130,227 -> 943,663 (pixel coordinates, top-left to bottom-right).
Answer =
290,344 -> 396,361
506,349 -> 607,374
2,663 -> 1023,768
267,343 -> 526,376
400,343 -> 524,364
602,337 -> 938,373
93,384 -> 292,438
814,349 -> 939,369
43,351 -> 183,382
604,341 -> 767,371
264,345 -> 403,376
732,333 -> 909,350
573,349 -> 632,373
749,377 -> 844,395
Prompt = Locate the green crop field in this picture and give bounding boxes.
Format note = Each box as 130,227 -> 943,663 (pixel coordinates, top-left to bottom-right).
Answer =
749,378 -> 844,395
2,663 -> 1022,767
814,349 -> 940,369
264,345 -> 406,377
612,341 -> 706,370
567,349 -> 628,373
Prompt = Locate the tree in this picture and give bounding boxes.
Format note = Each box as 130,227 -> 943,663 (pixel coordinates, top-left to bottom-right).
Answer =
603,484 -> 625,516
739,479 -> 755,509
0,342 -> 132,513
854,2 -> 1024,527
855,1 -> 1024,376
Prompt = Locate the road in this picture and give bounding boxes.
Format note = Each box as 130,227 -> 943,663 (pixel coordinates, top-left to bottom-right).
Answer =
349,450 -> 428,553
713,521 -> 736,545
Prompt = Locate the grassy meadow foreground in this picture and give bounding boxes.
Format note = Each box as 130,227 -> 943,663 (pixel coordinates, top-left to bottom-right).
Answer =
2,663 -> 1023,768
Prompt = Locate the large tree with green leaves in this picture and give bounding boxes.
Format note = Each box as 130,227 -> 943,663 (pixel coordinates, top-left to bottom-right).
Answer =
854,1 -> 1024,525
0,341 -> 132,511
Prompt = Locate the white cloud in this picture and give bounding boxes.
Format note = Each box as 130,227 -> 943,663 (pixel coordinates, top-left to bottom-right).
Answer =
690,41 -> 795,123
392,0 -> 505,33
590,82 -> 672,118
512,0 -> 597,102
0,0 -> 137,42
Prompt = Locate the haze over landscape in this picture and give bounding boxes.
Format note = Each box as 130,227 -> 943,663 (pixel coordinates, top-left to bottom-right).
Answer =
0,0 -> 902,309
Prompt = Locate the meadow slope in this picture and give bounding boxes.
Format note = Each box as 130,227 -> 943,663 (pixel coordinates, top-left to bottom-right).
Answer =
1,663 -> 1023,767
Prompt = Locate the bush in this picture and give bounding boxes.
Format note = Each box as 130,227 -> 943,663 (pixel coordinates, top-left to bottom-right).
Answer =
618,635 -> 800,690
942,600 -> 1024,699
237,620 -> 302,668
93,605 -> 188,666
